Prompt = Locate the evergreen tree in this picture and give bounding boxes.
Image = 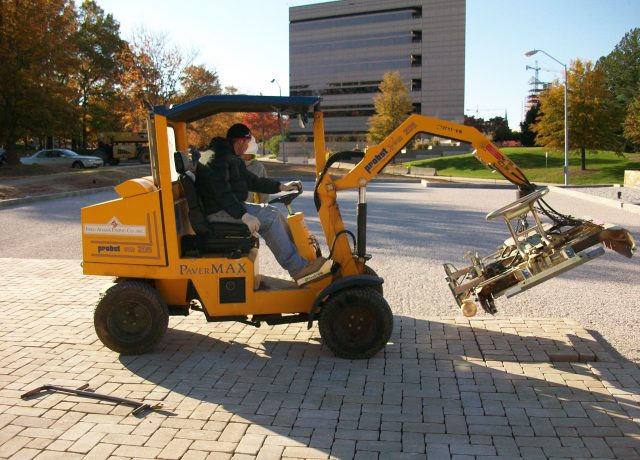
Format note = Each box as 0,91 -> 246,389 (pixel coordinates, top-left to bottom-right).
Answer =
520,105 -> 540,147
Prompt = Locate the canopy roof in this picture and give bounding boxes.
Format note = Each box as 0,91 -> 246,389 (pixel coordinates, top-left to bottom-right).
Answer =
156,95 -> 321,123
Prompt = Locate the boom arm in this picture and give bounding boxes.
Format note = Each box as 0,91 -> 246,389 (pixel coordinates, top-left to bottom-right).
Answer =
312,112 -> 635,303
328,114 -> 535,193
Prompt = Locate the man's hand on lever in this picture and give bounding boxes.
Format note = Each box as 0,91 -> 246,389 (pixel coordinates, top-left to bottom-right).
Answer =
280,181 -> 302,192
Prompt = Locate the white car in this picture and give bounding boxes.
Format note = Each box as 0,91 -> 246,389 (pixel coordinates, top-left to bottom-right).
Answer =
20,149 -> 103,168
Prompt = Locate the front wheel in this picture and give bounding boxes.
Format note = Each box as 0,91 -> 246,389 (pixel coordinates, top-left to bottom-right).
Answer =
94,280 -> 169,354
362,265 -> 383,296
72,161 -> 83,169
319,287 -> 393,359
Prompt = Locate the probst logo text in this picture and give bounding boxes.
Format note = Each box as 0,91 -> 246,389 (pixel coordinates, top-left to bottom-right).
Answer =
364,148 -> 389,174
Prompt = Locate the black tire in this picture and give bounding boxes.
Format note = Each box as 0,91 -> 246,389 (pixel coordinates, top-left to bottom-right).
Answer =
318,287 -> 393,359
137,147 -> 150,163
94,280 -> 169,354
362,265 -> 383,296
72,161 -> 83,169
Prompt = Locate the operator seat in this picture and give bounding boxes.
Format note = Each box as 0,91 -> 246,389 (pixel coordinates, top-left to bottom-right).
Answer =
174,151 -> 257,257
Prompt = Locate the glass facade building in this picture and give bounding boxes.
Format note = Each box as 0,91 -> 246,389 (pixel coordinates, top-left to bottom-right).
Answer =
289,0 -> 465,141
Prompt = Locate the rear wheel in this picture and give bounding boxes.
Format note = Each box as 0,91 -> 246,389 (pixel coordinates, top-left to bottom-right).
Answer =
94,280 -> 169,354
319,287 -> 393,359
72,161 -> 83,169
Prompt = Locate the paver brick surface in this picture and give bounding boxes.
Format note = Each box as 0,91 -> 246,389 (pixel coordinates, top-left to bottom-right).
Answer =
0,258 -> 639,459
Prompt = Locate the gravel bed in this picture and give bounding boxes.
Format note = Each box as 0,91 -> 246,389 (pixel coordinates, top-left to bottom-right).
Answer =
570,185 -> 640,205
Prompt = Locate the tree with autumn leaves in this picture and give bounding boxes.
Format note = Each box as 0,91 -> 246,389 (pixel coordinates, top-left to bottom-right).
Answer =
367,72 -> 413,144
0,0 -> 78,164
533,28 -> 640,166
242,112 -> 287,155
533,59 -> 620,170
0,0 -> 240,164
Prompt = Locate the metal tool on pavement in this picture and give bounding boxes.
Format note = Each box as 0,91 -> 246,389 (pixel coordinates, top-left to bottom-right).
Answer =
20,384 -> 163,416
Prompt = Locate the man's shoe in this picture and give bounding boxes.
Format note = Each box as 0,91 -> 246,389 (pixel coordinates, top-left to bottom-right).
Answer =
293,257 -> 331,285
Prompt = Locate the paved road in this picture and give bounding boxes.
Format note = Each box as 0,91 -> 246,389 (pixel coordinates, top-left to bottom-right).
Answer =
2,259 -> 638,459
1,181 -> 639,362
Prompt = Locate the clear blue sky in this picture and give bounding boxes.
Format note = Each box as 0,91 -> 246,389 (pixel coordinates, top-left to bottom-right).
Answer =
96,0 -> 639,130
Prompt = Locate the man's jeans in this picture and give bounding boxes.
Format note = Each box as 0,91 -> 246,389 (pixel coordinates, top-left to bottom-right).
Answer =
207,203 -> 308,276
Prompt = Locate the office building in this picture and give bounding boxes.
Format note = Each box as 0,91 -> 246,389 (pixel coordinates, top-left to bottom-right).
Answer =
289,0 -> 465,141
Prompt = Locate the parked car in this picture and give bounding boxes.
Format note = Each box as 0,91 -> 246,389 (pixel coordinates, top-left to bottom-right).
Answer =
20,149 -> 103,168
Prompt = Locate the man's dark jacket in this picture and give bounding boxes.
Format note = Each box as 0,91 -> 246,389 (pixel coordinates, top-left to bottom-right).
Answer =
196,137 -> 281,219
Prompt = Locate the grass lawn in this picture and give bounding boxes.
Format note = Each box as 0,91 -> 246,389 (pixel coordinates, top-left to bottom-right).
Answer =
406,147 -> 640,185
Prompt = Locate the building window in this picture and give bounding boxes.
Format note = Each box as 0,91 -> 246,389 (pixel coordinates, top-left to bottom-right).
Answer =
411,30 -> 422,43
411,54 -> 422,67
413,103 -> 422,113
411,8 -> 422,19
411,79 -> 422,91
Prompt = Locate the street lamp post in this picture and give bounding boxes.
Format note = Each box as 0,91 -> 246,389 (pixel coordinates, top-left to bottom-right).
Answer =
525,49 -> 569,186
270,78 -> 286,163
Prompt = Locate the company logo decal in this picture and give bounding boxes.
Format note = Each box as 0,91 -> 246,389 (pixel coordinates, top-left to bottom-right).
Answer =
84,217 -> 146,236
98,245 -> 120,253
180,263 -> 247,276
364,148 -> 390,174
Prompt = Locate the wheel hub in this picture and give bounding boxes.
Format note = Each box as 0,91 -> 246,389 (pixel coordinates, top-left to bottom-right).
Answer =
336,306 -> 375,346
109,302 -> 152,341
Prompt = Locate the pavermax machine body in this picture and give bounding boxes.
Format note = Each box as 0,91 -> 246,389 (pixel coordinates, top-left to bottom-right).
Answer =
81,95 -> 636,359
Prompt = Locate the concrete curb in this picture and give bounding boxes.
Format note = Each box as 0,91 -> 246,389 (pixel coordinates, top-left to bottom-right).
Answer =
420,179 -> 516,189
0,186 -> 114,210
549,186 -> 640,215
2,170 -> 639,216
417,178 -> 640,215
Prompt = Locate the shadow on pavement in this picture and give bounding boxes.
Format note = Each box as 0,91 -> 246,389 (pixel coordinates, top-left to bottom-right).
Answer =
117,315 -> 640,458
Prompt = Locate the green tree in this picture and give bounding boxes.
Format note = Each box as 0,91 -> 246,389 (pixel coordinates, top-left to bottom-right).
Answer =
464,115 -> 514,141
598,28 -> 640,110
264,135 -> 281,157
73,0 -> 125,148
0,0 -> 78,164
486,116 -> 514,142
533,59 -> 620,170
597,28 -> 640,149
519,104 -> 540,147
367,71 -> 413,144
624,96 -> 640,145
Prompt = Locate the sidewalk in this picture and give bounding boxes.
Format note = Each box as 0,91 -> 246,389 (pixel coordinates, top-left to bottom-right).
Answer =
1,258 -> 639,459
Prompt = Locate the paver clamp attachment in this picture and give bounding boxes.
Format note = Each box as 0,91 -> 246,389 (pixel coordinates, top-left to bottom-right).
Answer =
21,384 -> 163,416
444,186 -> 636,317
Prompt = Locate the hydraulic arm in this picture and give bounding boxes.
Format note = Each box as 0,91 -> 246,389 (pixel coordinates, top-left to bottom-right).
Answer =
313,113 -> 636,316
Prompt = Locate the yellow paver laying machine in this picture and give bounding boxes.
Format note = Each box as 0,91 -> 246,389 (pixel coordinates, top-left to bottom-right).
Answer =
81,95 -> 635,358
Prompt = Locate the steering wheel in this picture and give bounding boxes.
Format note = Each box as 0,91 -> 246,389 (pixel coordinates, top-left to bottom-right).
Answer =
486,187 -> 549,221
268,184 -> 302,207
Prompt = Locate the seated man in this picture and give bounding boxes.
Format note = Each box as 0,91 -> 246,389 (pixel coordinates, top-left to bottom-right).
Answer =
196,123 -> 326,281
